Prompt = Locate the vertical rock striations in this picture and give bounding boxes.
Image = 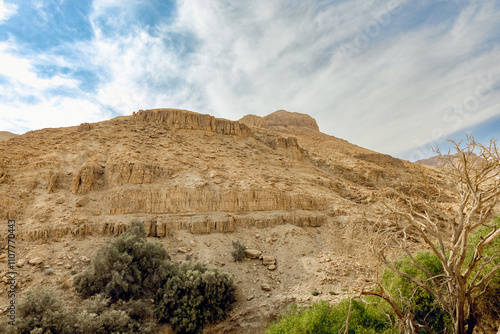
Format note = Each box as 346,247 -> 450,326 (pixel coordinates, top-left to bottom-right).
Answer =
134,108 -> 251,136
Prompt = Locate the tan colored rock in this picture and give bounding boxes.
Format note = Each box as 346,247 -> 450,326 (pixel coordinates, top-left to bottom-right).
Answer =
245,249 -> 261,259
134,108 -> 251,136
268,265 -> 276,271
239,109 -> 319,131
47,172 -> 61,193
79,256 -> 91,263
262,256 -> 276,266
178,247 -> 188,253
261,283 -> 272,291
29,257 -> 43,265
16,259 -> 26,267
71,162 -> 104,194
76,197 -> 89,207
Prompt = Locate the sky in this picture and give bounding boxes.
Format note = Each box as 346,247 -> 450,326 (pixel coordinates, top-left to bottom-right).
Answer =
0,0 -> 499,161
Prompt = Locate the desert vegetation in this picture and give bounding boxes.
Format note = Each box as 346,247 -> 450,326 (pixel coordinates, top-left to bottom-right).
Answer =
265,299 -> 397,334
231,240 -> 247,261
361,137 -> 500,334
2,221 -> 236,333
267,136 -> 500,334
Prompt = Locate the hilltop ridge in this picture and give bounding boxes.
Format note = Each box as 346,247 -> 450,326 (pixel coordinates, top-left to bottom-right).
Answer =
0,108 -> 458,333
0,131 -> 18,142
239,109 -> 320,132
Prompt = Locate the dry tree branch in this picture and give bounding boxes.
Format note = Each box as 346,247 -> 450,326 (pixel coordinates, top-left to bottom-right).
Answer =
368,136 -> 500,334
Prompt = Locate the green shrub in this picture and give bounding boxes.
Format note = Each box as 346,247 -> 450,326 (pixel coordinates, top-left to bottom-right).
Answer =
16,288 -> 77,334
74,220 -> 173,301
11,289 -> 157,334
380,218 -> 500,333
155,261 -> 237,333
466,217 -> 500,325
231,240 -> 246,261
381,252 -> 451,333
75,294 -> 158,334
265,300 -> 396,334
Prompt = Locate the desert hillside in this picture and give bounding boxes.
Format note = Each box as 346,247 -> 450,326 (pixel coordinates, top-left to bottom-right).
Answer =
0,108 -> 458,333
0,131 -> 18,142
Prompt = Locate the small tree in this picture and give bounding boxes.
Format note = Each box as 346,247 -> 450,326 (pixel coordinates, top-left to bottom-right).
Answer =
155,261 -> 237,334
362,136 -> 500,334
75,221 -> 173,301
16,288 -> 76,334
231,240 -> 246,261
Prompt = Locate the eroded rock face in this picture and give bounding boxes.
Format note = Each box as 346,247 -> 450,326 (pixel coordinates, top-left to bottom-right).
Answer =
354,153 -> 405,168
0,107 -> 454,246
0,107 -> 463,334
71,161 -> 104,194
264,110 -> 320,131
239,109 -> 320,132
105,188 -> 324,215
134,108 -> 251,136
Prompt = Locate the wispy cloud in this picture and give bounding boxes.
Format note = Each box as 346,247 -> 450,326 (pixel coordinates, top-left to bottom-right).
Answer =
0,0 -> 17,24
0,0 -> 499,160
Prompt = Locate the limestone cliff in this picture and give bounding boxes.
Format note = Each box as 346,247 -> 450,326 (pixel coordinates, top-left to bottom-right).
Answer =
0,107 -> 463,334
134,108 -> 250,136
239,109 -> 320,132
0,108 -> 451,242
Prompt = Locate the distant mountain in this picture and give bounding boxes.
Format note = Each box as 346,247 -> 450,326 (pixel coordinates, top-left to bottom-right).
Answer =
239,109 -> 320,131
0,131 -> 18,142
416,153 -> 477,168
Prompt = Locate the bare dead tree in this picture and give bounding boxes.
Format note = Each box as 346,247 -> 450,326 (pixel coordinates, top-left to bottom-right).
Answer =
361,136 -> 500,334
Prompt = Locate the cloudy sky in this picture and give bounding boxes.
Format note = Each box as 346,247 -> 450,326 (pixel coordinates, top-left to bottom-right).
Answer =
0,0 -> 499,160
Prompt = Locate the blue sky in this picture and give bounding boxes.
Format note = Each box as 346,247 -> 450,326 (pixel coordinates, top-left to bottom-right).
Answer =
0,0 -> 499,160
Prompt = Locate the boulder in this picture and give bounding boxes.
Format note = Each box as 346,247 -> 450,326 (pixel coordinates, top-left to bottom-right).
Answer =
245,249 -> 261,259
28,257 -> 43,265
76,197 -> 90,207
79,256 -> 91,263
262,256 -> 276,265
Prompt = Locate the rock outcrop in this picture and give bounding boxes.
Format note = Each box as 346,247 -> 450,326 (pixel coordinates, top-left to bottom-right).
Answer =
239,109 -> 320,132
0,107 -> 451,244
354,153 -> 405,168
0,131 -> 18,142
134,108 -> 251,136
105,188 -> 324,215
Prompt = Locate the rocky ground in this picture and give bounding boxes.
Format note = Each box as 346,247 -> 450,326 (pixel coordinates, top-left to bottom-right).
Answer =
0,108 -> 462,333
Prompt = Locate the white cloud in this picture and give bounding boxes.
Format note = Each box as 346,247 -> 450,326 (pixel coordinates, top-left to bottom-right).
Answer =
0,97 -> 107,134
0,40 -> 103,133
0,0 -> 17,24
0,42 -> 80,92
167,0 -> 500,156
1,0 -> 499,159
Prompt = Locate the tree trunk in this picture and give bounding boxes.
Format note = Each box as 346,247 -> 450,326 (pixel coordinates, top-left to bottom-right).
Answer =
455,292 -> 466,334
466,302 -> 476,334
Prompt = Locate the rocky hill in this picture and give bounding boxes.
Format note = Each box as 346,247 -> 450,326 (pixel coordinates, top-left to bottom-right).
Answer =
0,108 -> 459,333
239,109 -> 320,131
417,152 -> 478,168
0,131 -> 17,142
